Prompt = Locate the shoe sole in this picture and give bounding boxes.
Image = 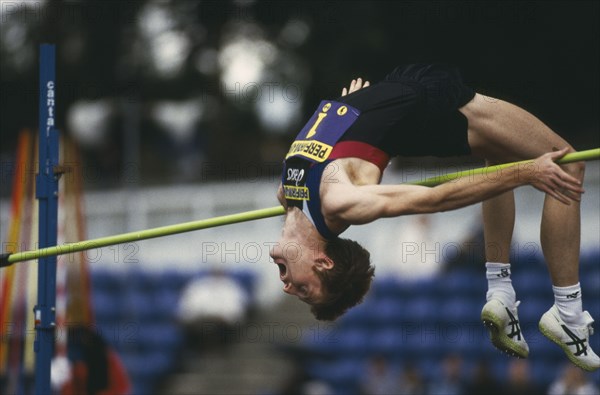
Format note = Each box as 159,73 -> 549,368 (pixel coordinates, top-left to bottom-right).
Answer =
539,321 -> 598,372
481,309 -> 529,358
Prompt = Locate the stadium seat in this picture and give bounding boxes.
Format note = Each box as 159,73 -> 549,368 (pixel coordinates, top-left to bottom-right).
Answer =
92,289 -> 123,323
161,269 -> 190,292
512,268 -> 553,298
415,357 -> 442,382
580,263 -> 600,293
438,270 -> 486,299
396,277 -> 438,299
580,248 -> 600,267
306,358 -> 363,387
137,323 -> 182,351
400,296 -> 439,324
438,297 -> 480,324
120,350 -> 174,393
122,287 -> 158,322
518,297 -> 550,326
333,328 -> 372,357
368,297 -> 406,326
155,293 -> 182,321
371,276 -> 402,300
368,328 -> 405,357
91,270 -> 121,293
338,301 -> 374,329
530,358 -> 561,388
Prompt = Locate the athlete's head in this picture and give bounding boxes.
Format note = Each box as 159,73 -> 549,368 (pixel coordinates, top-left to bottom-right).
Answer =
270,237 -> 375,321
311,237 -> 375,320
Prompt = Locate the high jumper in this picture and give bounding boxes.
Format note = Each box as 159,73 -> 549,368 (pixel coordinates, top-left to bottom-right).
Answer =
273,64 -> 599,371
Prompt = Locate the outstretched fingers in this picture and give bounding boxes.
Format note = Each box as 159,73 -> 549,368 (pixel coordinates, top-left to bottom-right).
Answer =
535,176 -> 578,205
552,172 -> 584,203
341,77 -> 371,96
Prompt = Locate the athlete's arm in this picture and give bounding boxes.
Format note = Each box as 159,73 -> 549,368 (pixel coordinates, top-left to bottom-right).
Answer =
323,148 -> 583,224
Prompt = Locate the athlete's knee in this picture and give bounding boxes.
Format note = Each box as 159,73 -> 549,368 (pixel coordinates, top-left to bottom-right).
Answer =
562,161 -> 585,180
561,147 -> 585,180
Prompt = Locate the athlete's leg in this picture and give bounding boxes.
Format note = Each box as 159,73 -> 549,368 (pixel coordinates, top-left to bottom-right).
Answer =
480,186 -> 530,358
483,189 -> 514,264
461,94 -> 598,370
461,93 -> 584,287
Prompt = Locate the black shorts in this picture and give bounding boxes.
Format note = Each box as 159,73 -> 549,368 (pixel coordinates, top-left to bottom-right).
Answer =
336,64 -> 475,157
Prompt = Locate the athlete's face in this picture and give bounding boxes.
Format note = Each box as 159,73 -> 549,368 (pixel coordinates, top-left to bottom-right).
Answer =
269,241 -> 326,305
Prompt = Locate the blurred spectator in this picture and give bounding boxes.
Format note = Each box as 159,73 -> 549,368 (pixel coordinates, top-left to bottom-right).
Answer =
52,325 -> 131,395
502,359 -> 543,395
428,354 -> 466,395
277,361 -> 333,395
360,355 -> 399,395
547,364 -> 600,395
301,380 -> 334,395
397,362 -> 425,395
466,359 -> 502,395
177,269 -> 249,353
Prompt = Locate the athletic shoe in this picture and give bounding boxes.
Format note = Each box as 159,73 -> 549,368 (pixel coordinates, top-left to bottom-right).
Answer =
481,299 -> 529,358
539,305 -> 600,371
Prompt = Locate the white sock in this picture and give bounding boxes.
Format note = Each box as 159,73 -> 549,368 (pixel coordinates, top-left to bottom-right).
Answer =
486,262 -> 516,306
553,283 -> 584,326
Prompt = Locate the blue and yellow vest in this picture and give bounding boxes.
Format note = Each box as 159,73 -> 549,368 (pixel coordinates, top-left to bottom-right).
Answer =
282,100 -> 360,239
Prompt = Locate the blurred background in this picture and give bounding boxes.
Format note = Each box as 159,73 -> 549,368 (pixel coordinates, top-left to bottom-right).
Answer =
0,1 -> 599,394
1,0 -> 599,192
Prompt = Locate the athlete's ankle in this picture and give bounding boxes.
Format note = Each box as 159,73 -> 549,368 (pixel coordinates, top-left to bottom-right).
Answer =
553,283 -> 585,326
486,262 -> 516,306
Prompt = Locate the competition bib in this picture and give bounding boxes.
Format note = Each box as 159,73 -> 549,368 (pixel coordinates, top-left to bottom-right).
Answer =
282,159 -> 311,204
285,100 -> 360,163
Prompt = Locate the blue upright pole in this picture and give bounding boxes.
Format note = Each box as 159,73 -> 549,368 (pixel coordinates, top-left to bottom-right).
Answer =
34,43 -> 58,395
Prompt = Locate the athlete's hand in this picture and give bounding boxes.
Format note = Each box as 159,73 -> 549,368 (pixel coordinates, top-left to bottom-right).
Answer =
341,77 -> 370,96
527,147 -> 584,204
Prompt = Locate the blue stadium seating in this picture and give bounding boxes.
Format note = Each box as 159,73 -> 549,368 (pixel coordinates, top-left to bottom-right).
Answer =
512,268 -> 553,298
400,296 -> 439,324
300,249 -> 600,393
368,327 -> 406,357
89,251 -> 599,394
580,268 -> 600,295
366,297 -> 407,327
396,277 -> 438,300
91,269 -> 122,292
90,267 -> 256,395
320,328 -> 372,357
305,358 -> 364,387
92,288 -> 123,323
136,323 -> 182,351
151,287 -> 182,321
518,296 -> 550,324
338,300 -> 375,329
438,297 -> 480,323
438,269 -> 486,298
370,276 -> 403,300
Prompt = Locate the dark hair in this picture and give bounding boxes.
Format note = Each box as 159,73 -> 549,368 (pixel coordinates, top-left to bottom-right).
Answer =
310,237 -> 375,321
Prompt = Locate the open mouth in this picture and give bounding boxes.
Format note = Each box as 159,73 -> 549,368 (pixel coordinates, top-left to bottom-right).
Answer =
277,263 -> 287,279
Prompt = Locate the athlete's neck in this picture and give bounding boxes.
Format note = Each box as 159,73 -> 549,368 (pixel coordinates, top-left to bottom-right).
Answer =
282,207 -> 328,250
